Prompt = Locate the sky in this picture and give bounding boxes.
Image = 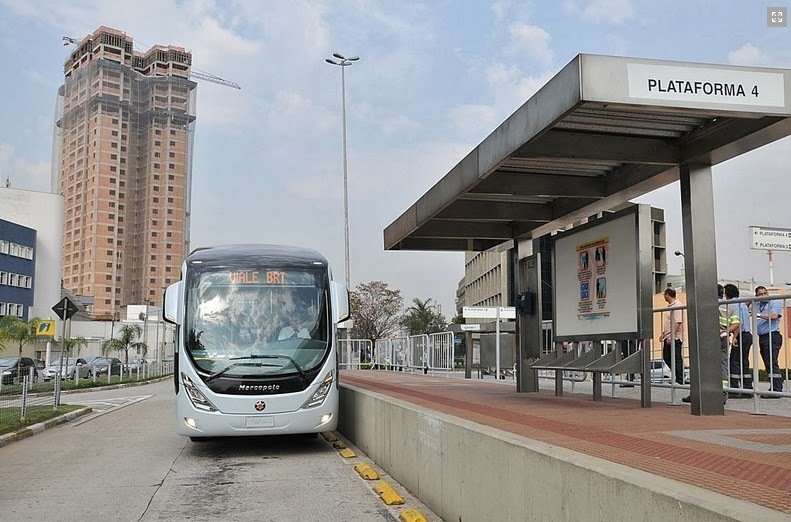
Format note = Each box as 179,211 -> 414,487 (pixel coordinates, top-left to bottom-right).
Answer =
1,0 -> 791,318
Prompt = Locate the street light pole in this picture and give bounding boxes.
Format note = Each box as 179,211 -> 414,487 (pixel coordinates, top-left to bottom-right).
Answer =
325,52 -> 360,289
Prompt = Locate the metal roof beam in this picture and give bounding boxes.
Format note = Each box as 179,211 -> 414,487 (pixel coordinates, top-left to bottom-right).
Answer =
515,130 -> 681,165
392,238 -> 503,251
409,221 -> 514,240
471,171 -> 606,198
435,200 -> 552,222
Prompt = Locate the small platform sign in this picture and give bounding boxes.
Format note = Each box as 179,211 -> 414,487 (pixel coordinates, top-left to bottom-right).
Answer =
462,306 -> 516,319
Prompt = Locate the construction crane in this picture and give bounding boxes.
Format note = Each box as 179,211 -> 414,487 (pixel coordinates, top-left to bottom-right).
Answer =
62,35 -> 241,90
190,69 -> 240,90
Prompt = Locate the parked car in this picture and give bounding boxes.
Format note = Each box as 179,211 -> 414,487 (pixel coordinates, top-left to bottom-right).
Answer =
650,359 -> 672,383
41,357 -> 91,381
126,357 -> 148,372
88,356 -> 123,376
0,356 -> 39,384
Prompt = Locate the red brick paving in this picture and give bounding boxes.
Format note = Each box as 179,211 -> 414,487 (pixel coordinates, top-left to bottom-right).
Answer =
342,371 -> 791,514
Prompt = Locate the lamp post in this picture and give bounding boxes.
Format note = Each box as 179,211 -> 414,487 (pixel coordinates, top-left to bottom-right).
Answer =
325,52 -> 359,290
138,309 -> 148,358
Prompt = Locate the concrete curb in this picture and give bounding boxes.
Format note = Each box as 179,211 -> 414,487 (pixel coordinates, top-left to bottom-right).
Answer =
0,407 -> 93,448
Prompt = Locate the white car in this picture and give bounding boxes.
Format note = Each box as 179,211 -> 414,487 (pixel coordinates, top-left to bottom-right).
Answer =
649,359 -> 672,383
41,357 -> 91,381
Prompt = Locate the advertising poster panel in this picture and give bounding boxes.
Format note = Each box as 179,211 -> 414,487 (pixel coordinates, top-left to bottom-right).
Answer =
553,205 -> 652,341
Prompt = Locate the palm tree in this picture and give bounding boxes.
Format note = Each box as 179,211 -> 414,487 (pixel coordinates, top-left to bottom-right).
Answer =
402,298 -> 447,335
0,316 -> 39,382
62,336 -> 88,359
101,324 -> 146,369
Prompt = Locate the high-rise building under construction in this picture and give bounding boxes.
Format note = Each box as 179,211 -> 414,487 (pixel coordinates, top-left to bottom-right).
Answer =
55,26 -> 195,319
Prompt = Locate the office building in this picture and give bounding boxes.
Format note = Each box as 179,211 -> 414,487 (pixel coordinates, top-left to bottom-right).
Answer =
55,26 -> 195,319
459,206 -> 668,311
0,187 -> 64,321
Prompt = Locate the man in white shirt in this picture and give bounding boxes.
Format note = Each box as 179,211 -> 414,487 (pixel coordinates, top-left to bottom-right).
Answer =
278,315 -> 310,340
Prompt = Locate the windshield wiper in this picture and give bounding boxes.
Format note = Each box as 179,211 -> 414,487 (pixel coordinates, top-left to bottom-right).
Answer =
205,361 -> 279,383
229,354 -> 308,384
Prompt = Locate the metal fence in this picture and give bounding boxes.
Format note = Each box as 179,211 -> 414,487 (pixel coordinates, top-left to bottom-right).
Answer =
533,293 -> 790,409
338,338 -> 373,370
0,361 -> 174,427
0,375 -> 56,425
342,332 -> 455,375
344,293 -> 789,412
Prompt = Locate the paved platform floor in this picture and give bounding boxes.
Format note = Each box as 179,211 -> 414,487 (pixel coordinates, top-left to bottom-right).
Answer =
341,371 -> 791,515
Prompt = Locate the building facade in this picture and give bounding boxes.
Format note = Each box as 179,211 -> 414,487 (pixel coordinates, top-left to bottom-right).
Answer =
56,26 -> 195,319
0,187 -> 64,322
459,206 -> 667,313
0,219 -> 35,321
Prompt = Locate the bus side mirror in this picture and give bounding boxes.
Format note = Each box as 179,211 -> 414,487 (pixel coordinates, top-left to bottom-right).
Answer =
330,281 -> 350,323
164,281 -> 183,325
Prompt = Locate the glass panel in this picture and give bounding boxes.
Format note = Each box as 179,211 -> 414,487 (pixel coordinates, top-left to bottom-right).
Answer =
185,266 -> 329,376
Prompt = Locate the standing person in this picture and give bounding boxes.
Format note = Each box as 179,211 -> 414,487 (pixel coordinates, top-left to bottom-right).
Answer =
754,286 -> 784,395
660,287 -> 684,386
724,284 -> 752,397
683,284 -> 731,404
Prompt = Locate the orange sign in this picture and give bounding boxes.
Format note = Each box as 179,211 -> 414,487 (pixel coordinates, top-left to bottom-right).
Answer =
229,271 -> 259,284
229,270 -> 287,284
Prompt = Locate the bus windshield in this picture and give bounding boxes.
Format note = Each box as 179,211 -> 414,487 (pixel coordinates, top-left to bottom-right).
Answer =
184,265 -> 330,377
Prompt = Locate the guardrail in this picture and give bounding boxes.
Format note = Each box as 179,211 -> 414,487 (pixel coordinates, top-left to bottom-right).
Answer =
530,292 -> 790,409
341,332 -> 454,375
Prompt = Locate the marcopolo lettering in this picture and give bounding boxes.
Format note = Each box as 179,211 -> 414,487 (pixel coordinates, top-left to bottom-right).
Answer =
647,78 -> 751,97
239,383 -> 280,391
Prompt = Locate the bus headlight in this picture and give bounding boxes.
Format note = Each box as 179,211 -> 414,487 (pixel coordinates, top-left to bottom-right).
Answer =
301,370 -> 334,409
181,373 -> 218,412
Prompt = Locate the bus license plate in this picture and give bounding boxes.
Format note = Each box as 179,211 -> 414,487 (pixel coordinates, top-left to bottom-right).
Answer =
245,416 -> 274,428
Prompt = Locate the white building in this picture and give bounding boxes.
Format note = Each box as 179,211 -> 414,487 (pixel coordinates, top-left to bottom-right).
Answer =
0,186 -> 64,320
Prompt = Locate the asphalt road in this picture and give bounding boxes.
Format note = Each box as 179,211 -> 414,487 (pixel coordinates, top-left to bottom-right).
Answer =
0,379 -> 434,522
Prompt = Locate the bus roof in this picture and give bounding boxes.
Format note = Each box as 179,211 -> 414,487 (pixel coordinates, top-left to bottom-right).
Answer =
186,244 -> 328,268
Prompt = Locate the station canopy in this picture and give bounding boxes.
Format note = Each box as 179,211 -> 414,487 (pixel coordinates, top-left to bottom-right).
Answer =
384,54 -> 791,251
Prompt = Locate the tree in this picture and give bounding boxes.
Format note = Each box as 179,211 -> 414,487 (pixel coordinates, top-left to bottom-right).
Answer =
0,316 -> 39,382
349,281 -> 404,342
102,324 -> 146,369
62,336 -> 88,359
401,298 -> 447,335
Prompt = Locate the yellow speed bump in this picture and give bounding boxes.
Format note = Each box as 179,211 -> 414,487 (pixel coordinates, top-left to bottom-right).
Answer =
321,432 -> 338,442
353,463 -> 379,480
399,509 -> 427,522
374,481 -> 404,505
339,448 -> 356,458
332,441 -> 347,450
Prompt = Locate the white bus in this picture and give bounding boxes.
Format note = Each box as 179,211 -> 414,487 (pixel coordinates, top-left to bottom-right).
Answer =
163,244 -> 349,440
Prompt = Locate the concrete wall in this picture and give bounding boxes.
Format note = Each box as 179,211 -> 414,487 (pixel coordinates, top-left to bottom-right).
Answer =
339,384 -> 785,522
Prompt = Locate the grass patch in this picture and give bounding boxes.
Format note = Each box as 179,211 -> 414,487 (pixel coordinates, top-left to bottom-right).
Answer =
0,404 -> 83,435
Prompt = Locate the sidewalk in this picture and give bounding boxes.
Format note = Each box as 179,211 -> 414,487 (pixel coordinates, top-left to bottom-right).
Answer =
342,370 -> 791,515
